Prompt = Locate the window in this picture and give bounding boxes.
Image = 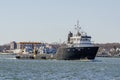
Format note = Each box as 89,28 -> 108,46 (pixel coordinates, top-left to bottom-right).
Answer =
68,49 -> 70,51
78,49 -> 81,51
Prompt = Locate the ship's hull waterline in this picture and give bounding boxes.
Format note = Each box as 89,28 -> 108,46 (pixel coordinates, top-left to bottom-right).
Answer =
56,46 -> 99,60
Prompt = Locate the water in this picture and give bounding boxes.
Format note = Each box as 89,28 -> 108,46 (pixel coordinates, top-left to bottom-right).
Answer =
0,54 -> 120,80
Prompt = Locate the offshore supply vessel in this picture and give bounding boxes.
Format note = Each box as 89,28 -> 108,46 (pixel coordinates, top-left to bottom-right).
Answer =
56,21 -> 99,60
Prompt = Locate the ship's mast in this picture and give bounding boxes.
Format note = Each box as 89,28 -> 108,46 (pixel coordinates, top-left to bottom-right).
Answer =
75,20 -> 81,32
75,20 -> 87,36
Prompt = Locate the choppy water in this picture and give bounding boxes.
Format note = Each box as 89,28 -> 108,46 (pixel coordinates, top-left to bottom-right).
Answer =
0,54 -> 120,80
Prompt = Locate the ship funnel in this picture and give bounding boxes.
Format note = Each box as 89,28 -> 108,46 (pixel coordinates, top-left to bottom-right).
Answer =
68,31 -> 73,43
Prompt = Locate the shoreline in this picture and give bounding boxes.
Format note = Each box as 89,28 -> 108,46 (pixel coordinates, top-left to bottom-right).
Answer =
0,53 -> 120,59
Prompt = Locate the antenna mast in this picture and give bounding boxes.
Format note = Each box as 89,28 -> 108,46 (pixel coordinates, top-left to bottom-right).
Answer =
75,20 -> 81,32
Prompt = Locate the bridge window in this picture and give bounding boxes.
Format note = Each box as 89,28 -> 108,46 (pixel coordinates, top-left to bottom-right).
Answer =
77,38 -> 80,41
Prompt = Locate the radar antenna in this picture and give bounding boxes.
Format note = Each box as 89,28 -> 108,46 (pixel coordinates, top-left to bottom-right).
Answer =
75,20 -> 81,32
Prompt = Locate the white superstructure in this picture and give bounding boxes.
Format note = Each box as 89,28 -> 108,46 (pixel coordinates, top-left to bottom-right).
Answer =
68,21 -> 94,47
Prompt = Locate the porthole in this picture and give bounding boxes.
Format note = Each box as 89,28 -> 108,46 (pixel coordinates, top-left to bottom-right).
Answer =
78,49 -> 81,51
73,49 -> 75,51
68,49 -> 70,51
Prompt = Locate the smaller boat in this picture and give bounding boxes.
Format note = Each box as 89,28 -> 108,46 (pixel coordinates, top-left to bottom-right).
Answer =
16,46 -> 56,59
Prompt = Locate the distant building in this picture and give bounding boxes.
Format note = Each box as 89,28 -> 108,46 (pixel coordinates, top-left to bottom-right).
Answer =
17,42 -> 42,49
10,41 -> 17,50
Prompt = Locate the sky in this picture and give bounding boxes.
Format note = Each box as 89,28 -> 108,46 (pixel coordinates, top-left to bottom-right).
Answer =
0,0 -> 120,45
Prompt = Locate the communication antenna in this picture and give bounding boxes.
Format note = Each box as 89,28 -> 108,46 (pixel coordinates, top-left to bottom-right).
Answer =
75,20 -> 81,32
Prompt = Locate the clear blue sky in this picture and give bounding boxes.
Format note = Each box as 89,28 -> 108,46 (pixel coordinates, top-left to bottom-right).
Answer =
0,0 -> 120,45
